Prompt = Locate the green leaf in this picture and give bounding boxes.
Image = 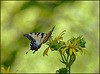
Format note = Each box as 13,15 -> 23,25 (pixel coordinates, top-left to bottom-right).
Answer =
57,68 -> 68,73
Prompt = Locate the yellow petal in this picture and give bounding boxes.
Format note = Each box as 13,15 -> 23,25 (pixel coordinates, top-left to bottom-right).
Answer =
59,37 -> 63,40
59,30 -> 66,37
83,48 -> 87,52
81,48 -> 86,54
58,45 -> 66,51
55,36 -> 63,41
7,66 -> 10,73
70,44 -> 74,47
60,41 -> 65,44
54,30 -> 66,41
43,47 -> 49,56
62,30 -> 66,32
50,47 -> 53,50
76,48 -> 83,54
80,48 -> 83,53
65,42 -> 69,46
62,47 -> 69,55
70,49 -> 73,55
79,46 -> 87,52
56,37 -> 63,41
67,38 -> 73,44
72,49 -> 77,56
1,67 -> 6,73
59,33 -> 65,37
73,39 -> 80,46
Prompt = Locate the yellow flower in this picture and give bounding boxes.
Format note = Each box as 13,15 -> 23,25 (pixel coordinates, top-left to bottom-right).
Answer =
59,38 -> 86,56
54,30 -> 66,41
43,29 -> 86,57
1,66 -> 17,74
43,46 -> 53,56
43,30 -> 66,56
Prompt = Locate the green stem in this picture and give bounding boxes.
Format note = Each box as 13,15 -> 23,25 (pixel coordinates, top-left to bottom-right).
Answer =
63,53 -> 68,68
63,53 -> 67,61
59,51 -> 71,74
69,66 -> 70,74
66,54 -> 69,67
67,54 -> 69,61
59,51 -> 66,64
68,56 -> 71,74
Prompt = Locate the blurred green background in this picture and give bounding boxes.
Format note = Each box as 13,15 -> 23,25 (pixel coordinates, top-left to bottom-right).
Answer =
1,1 -> 99,73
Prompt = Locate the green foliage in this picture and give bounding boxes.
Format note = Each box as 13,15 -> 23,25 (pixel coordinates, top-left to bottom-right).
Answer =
1,1 -> 99,73
45,30 -> 87,73
21,1 -> 44,10
70,36 -> 86,48
49,40 -> 60,50
57,68 -> 68,74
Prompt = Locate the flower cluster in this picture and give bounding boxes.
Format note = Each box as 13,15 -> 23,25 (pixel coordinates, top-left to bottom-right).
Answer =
43,30 -> 86,73
43,30 -> 86,56
43,30 -> 66,56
